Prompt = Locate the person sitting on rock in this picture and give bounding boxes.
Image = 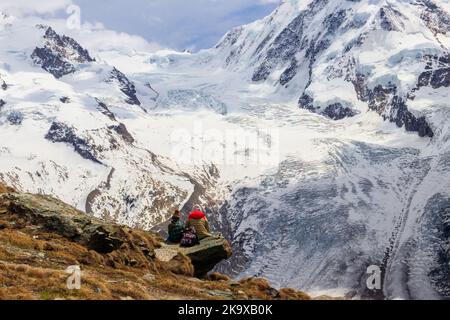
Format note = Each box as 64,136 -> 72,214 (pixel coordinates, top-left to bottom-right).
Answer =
185,205 -> 212,240
167,210 -> 184,243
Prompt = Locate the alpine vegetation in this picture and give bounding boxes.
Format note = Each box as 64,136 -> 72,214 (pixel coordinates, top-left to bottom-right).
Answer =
0,0 -> 449,300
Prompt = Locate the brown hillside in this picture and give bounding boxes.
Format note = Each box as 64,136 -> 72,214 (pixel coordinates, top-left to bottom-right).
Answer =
0,183 -> 311,300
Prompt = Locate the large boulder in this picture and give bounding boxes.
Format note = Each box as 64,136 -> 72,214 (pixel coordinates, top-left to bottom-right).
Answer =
0,189 -> 231,277
156,237 -> 232,277
1,192 -> 125,254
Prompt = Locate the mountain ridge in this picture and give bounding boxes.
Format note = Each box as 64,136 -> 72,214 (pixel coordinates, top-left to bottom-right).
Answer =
211,0 -> 450,137
0,0 -> 449,299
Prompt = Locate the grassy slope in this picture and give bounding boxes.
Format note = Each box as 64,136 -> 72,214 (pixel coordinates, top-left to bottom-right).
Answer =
0,183 -> 311,300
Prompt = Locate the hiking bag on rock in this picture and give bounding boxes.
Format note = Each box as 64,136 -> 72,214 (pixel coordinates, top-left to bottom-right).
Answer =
180,226 -> 199,247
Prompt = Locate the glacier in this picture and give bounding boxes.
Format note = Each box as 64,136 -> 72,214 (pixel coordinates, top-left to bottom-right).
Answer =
0,0 -> 450,299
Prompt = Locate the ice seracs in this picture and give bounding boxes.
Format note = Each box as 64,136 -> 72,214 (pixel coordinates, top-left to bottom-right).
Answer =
0,0 -> 449,299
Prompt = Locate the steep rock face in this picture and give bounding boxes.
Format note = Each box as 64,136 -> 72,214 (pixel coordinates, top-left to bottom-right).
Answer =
213,0 -> 450,136
250,0 -> 334,84
31,46 -> 76,78
379,5 -> 405,31
45,122 -> 102,164
419,0 -> 450,34
353,78 -> 435,137
106,67 -> 141,106
417,54 -> 450,89
108,123 -> 135,145
31,27 -> 95,78
0,75 -> 6,91
96,99 -> 117,121
41,27 -> 94,63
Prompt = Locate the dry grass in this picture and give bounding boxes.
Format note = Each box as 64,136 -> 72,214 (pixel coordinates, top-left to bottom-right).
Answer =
208,272 -> 231,282
0,183 -> 15,195
0,183 -> 312,301
159,253 -> 194,276
278,288 -> 312,300
0,215 -> 312,300
151,275 -> 210,299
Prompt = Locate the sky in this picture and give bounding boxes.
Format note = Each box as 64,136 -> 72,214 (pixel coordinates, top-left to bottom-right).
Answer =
69,0 -> 281,51
0,0 -> 282,51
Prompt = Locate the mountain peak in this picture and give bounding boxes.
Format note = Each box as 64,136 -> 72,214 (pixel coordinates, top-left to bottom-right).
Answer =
212,0 -> 449,137
31,27 -> 95,78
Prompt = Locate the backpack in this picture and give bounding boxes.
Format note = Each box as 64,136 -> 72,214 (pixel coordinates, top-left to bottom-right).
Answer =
180,226 -> 199,247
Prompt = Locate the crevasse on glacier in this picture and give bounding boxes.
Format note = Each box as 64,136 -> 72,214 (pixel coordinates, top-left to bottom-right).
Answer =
0,0 -> 449,299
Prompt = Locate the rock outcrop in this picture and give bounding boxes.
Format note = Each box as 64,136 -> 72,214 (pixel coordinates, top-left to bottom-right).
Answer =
6,111 -> 23,126
106,67 -> 141,106
31,27 -> 95,78
0,75 -> 6,90
299,94 -> 357,120
45,122 -> 102,164
353,79 -> 435,138
183,237 -> 232,277
3,192 -> 125,254
156,237 -> 232,277
0,183 -> 311,300
0,186 -> 232,279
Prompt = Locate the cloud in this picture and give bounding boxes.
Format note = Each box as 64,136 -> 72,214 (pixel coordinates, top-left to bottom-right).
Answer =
69,25 -> 163,53
0,0 -> 161,54
72,0 -> 281,50
1,0 -> 281,51
0,0 -> 72,16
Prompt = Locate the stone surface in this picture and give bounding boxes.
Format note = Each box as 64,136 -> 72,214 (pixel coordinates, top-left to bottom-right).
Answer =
31,27 -> 94,78
1,192 -> 125,254
45,122 -> 102,164
182,237 -> 232,277
158,237 -> 232,277
106,67 -> 141,106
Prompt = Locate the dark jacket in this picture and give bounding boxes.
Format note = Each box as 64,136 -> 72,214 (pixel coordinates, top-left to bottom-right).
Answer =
186,210 -> 212,240
168,218 -> 185,243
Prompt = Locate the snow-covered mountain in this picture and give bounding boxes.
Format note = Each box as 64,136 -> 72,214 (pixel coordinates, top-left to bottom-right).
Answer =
200,0 -> 450,299
0,0 -> 449,299
0,16 -> 219,230
212,0 -> 450,136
